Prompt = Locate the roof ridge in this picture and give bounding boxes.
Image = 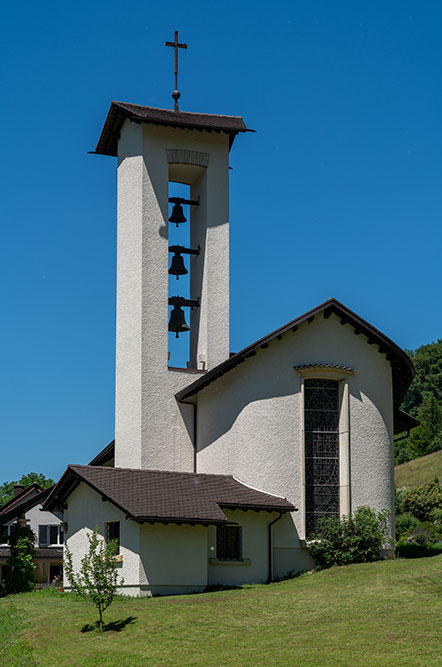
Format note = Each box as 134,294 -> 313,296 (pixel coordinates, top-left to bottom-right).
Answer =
112,101 -> 245,121
69,463 -> 235,479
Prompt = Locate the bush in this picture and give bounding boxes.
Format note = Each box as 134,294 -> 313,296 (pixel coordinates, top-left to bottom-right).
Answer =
395,513 -> 418,540
430,507 -> 442,524
401,480 -> 442,521
5,526 -> 35,595
396,540 -> 442,559
308,506 -> 391,570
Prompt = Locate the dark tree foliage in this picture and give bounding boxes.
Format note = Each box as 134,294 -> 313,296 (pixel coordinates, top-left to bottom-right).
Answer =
397,339 -> 442,464
0,473 -> 55,507
5,525 -> 36,594
402,339 -> 442,416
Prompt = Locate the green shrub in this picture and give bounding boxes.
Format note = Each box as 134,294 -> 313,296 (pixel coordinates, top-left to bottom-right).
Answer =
5,526 -> 36,595
308,506 -> 391,570
396,540 -> 442,559
407,521 -> 439,546
395,513 -> 418,540
401,480 -> 442,521
430,507 -> 442,524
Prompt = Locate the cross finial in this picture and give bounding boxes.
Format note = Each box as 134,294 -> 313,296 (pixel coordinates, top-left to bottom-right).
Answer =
165,30 -> 188,112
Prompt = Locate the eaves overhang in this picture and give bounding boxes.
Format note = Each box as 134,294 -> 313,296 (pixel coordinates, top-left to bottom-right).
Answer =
94,101 -> 253,156
175,298 -> 416,436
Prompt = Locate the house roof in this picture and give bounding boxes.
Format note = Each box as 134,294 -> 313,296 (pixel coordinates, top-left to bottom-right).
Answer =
0,483 -> 44,516
89,440 -> 115,466
176,298 -> 418,436
43,465 -> 295,525
0,486 -> 53,526
94,101 -> 253,156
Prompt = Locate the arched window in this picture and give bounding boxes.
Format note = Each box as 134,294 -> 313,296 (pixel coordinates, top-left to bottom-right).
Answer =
304,380 -> 340,537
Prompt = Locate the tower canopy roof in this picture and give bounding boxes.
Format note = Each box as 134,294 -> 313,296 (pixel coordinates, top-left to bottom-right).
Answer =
94,101 -> 252,156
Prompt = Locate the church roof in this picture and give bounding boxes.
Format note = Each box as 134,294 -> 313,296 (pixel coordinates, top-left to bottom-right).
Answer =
176,298 -> 418,436
94,101 -> 252,156
43,465 -> 295,525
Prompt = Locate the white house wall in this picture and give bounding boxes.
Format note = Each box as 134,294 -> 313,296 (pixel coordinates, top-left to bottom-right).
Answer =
196,313 -> 395,539
64,482 -> 142,596
139,523 -> 208,596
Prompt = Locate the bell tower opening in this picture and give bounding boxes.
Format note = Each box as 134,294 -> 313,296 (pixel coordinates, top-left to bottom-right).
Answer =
167,181 -> 195,369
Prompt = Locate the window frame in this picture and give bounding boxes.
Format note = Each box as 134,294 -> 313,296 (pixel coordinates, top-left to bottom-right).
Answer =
38,524 -> 63,547
104,521 -> 120,554
216,524 -> 242,561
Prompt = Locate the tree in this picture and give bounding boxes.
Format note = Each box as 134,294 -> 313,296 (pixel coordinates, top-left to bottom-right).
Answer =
5,525 -> 36,594
399,394 -> 442,461
63,526 -> 124,632
0,472 -> 55,506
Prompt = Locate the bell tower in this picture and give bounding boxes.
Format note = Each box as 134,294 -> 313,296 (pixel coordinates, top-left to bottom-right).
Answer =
93,40 -> 250,470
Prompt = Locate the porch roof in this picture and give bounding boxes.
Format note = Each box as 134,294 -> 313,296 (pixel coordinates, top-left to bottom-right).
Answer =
43,465 -> 295,525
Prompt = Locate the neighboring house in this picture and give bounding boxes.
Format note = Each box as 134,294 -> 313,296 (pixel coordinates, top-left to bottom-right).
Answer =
43,95 -> 418,596
0,483 -> 63,593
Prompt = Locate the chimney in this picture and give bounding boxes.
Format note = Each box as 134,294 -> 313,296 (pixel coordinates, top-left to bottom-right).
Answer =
13,484 -> 24,498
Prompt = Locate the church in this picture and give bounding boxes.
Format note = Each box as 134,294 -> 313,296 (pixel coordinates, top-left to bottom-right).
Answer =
44,37 -> 418,596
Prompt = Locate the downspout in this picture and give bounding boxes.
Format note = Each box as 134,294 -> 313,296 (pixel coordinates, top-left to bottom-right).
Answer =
179,400 -> 198,473
267,511 -> 283,583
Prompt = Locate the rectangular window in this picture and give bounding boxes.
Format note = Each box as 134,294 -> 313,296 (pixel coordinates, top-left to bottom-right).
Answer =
0,525 -> 9,543
105,521 -> 120,554
39,525 -> 49,546
304,379 -> 340,537
38,525 -> 62,546
216,525 -> 242,561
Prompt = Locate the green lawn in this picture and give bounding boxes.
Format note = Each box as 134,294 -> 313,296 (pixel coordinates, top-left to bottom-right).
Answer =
1,556 -> 441,666
395,449 -> 442,487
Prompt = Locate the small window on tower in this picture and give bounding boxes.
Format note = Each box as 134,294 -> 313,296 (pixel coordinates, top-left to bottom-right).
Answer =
216,525 -> 242,561
105,521 -> 120,554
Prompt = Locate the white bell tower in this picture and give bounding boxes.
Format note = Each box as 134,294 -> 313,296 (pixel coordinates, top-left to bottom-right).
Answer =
94,95 -> 250,471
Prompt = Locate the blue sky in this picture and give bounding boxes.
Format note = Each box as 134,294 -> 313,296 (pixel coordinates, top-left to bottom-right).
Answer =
1,1 -> 442,482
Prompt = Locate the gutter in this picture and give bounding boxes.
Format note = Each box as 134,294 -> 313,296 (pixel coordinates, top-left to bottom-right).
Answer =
267,512 -> 283,583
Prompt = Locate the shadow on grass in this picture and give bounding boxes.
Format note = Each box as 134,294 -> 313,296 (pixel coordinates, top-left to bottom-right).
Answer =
81,616 -> 137,633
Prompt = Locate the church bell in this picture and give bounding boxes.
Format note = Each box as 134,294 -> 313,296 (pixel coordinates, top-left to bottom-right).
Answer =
168,202 -> 187,226
169,251 -> 188,279
168,305 -> 190,338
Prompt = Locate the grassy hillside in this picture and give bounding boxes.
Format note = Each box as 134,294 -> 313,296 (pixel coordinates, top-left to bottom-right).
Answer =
1,556 -> 442,666
395,449 -> 442,487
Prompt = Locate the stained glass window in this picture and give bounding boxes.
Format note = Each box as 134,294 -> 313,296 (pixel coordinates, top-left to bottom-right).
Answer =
304,380 -> 340,537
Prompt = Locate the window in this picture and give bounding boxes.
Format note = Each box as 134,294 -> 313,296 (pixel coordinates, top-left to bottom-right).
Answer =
216,525 -> 242,561
105,521 -> 120,554
304,379 -> 340,537
0,524 -> 12,544
38,524 -> 63,546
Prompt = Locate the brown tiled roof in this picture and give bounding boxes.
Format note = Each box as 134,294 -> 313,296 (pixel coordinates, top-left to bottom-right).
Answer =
0,487 -> 53,526
176,297 -> 418,436
44,465 -> 295,524
95,101 -> 253,157
0,483 -> 43,515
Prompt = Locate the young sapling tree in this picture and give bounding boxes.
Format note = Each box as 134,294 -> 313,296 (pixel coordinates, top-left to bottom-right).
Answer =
63,526 -> 124,632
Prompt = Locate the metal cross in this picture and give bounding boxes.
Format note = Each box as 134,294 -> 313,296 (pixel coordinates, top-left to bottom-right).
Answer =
165,30 -> 187,111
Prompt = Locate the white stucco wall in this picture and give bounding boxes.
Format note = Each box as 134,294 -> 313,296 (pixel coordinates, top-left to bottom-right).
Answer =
139,523 -> 208,596
196,313 -> 395,540
115,120 -> 231,472
64,482 -> 142,596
